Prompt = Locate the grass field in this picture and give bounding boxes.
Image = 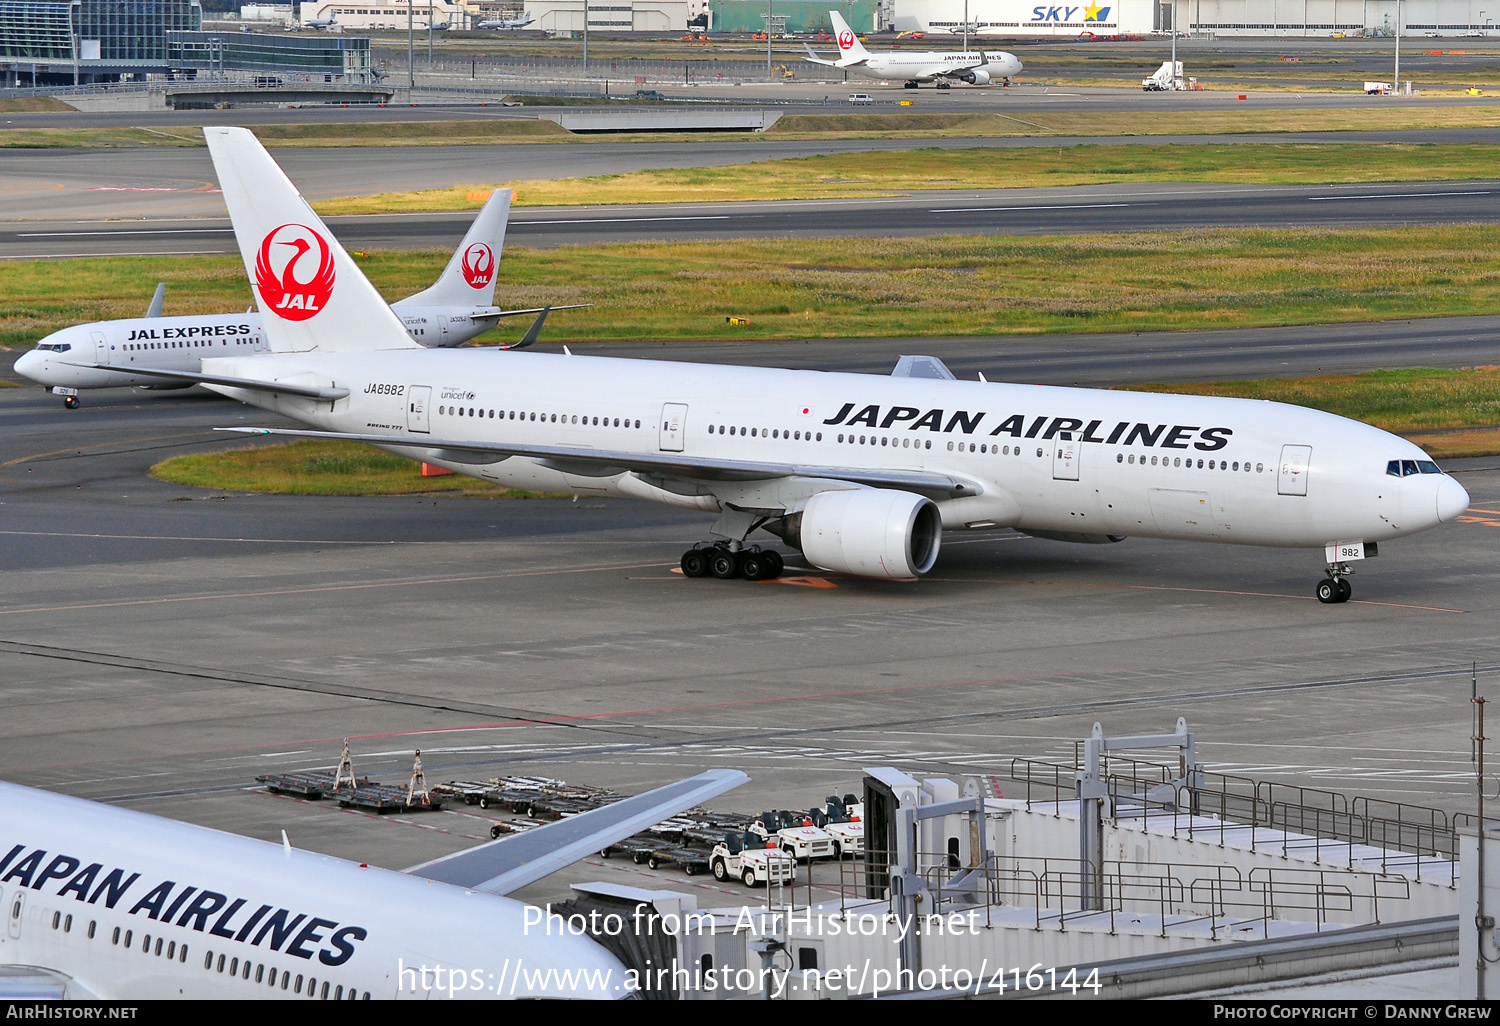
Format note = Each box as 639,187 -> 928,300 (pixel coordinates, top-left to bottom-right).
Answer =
7,226 -> 1500,350
148,440 -> 548,496
312,142 -> 1500,213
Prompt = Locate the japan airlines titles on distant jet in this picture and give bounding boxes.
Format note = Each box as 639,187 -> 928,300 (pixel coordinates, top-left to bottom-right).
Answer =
15,189 -> 581,408
803,11 -> 1022,88
0,770 -> 746,998
172,127 -> 1464,604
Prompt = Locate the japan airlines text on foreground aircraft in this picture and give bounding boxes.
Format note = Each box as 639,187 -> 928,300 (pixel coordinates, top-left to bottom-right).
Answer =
0,771 -> 745,999
172,128 -> 1465,604
15,190 -> 578,408
804,11 -> 1021,88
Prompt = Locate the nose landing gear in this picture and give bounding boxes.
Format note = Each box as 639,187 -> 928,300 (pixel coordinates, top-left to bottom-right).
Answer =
63,395 -> 79,409
1316,564 -> 1354,604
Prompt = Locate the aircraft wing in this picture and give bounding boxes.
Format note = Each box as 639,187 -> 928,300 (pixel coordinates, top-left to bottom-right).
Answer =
61,363 -> 349,400
405,769 -> 748,895
218,425 -> 984,500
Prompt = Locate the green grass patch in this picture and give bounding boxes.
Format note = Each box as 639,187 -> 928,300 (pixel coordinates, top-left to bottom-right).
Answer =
313,142 -> 1500,213
149,440 -> 553,496
9,226 -> 1500,351
1126,367 -> 1500,458
0,97 -> 76,113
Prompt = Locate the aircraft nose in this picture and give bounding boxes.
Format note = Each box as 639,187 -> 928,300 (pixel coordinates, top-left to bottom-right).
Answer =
14,350 -> 41,380
1437,475 -> 1470,523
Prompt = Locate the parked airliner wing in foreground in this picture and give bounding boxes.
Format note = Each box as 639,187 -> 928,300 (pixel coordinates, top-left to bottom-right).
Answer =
0,771 -> 746,998
182,127 -> 1465,602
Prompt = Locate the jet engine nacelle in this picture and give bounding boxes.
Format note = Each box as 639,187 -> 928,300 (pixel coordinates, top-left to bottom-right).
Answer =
958,68 -> 991,85
797,488 -> 942,580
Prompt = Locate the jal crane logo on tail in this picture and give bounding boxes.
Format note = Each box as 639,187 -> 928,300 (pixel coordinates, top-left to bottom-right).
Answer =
255,223 -> 336,321
460,243 -> 495,289
837,29 -> 855,50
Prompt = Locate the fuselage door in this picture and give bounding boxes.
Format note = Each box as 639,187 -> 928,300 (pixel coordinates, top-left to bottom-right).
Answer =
1052,436 -> 1080,481
7,888 -> 21,939
660,403 -> 688,452
1278,444 -> 1312,496
92,330 -> 109,366
407,385 -> 432,434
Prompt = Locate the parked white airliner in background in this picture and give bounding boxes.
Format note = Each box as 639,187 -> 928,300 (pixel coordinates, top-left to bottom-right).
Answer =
0,770 -> 745,998
15,189 -> 578,408
804,11 -> 1021,88
152,128 -> 1466,604
479,12 -> 534,29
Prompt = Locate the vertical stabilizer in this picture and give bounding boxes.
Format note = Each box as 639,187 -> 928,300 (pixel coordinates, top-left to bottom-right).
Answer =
398,188 -> 513,308
203,126 -> 420,354
829,11 -> 871,64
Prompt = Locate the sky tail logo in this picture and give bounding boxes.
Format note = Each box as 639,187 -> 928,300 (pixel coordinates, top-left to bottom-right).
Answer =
1030,4 -> 1113,21
821,402 -> 1230,451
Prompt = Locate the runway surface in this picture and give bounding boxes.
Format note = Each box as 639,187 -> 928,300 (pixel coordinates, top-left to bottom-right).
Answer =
6,180 -> 1500,258
1,326 -> 1496,909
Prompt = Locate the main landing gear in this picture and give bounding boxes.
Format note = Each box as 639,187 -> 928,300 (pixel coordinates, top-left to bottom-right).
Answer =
63,396 -> 79,409
1316,564 -> 1354,604
681,543 -> 784,582
904,81 -> 919,89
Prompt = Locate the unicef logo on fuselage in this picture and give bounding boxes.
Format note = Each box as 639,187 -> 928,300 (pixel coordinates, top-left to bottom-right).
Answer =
255,223 -> 336,322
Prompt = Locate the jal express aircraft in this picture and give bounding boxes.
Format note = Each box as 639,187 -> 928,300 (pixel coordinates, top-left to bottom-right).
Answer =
0,770 -> 745,999
164,128 -> 1465,604
16,189 -> 573,408
804,11 -> 1022,88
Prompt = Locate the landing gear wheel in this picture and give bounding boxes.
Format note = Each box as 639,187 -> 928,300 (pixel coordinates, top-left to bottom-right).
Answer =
1336,578 -> 1352,602
680,548 -> 710,577
64,396 -> 79,409
936,81 -> 951,89
904,81 -> 919,88
764,550 -> 784,578
739,551 -> 769,581
1316,579 -> 1339,604
710,551 -> 740,580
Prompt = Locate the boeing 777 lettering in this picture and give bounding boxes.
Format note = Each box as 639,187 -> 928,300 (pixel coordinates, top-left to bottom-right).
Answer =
0,770 -> 745,999
15,189 -> 579,408
159,128 -> 1466,604
804,12 -> 1021,88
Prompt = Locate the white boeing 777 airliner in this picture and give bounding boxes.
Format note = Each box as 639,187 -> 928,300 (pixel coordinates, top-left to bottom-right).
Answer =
804,12 -> 1022,88
0,770 -> 746,998
15,189 -> 579,408
141,128 -> 1466,603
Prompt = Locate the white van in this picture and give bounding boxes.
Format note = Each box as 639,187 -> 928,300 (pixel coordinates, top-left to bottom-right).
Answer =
848,93 -> 873,104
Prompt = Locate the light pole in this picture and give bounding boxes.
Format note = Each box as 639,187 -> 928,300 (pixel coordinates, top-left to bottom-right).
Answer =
583,0 -> 589,71
1393,0 -> 1401,93
407,0 -> 414,91
766,0 -> 773,78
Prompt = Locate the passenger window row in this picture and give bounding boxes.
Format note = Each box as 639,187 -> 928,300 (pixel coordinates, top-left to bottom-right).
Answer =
709,425 -> 823,442
203,947 -> 369,999
123,339 -> 256,352
1118,454 -> 1262,472
103,922 -> 188,963
440,406 -> 641,430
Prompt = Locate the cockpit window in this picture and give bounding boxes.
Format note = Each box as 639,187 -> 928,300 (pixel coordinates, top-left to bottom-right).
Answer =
1388,459 -> 1443,477
34,342 -> 71,352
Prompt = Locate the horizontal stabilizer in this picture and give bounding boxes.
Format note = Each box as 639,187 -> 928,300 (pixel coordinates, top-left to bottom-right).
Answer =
405,769 -> 748,895
217,426 -> 984,499
79,363 -> 349,400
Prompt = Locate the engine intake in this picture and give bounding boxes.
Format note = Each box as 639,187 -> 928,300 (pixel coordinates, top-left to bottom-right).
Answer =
796,489 -> 942,580
957,68 -> 991,85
